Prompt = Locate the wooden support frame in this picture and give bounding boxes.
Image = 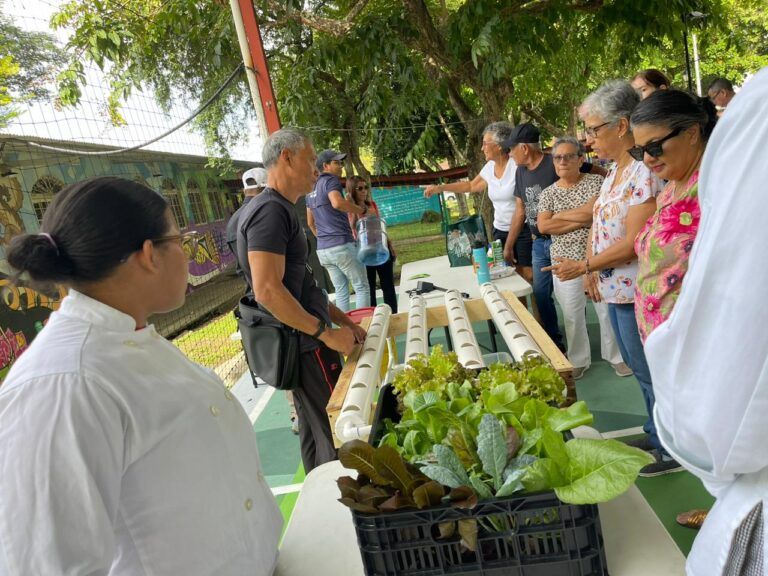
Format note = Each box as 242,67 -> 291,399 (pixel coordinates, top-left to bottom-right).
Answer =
326,292 -> 573,447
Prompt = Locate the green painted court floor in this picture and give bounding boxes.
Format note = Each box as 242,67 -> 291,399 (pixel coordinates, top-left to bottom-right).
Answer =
249,301 -> 714,555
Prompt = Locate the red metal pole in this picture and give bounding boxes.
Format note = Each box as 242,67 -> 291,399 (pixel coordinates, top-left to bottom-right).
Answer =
237,0 -> 282,134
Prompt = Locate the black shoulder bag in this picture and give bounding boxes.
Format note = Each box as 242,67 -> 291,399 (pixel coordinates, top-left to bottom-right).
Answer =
235,266 -> 314,391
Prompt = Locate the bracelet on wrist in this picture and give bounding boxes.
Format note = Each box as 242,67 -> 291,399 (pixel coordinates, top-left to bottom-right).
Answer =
584,258 -> 590,274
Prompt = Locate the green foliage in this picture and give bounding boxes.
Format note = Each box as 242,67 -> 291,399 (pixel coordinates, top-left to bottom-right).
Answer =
635,0 -> 768,90
0,2 -> 65,126
476,355 -> 566,404
375,349 -> 651,508
49,0 -> 755,172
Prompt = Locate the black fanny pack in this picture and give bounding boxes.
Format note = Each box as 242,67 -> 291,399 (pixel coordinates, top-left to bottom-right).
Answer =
235,265 -> 316,391
236,298 -> 301,390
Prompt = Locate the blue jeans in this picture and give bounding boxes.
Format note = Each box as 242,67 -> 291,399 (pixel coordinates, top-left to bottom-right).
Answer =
532,237 -> 563,347
608,303 -> 666,455
317,243 -> 370,312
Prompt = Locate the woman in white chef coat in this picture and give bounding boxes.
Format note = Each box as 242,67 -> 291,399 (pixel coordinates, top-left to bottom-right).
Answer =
0,177 -> 282,576
645,69 -> 768,575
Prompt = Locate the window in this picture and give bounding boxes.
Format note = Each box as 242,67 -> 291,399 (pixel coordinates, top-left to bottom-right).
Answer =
30,176 -> 64,224
186,180 -> 207,225
162,179 -> 187,229
205,179 -> 227,221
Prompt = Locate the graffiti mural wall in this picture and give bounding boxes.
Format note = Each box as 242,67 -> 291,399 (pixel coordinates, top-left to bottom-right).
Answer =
0,138 -> 250,380
0,273 -> 66,379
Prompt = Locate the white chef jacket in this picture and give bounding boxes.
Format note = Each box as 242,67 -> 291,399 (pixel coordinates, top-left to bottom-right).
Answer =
0,290 -> 282,576
645,66 -> 768,575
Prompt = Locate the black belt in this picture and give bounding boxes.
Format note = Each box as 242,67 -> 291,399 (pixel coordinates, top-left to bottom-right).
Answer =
532,233 -> 551,240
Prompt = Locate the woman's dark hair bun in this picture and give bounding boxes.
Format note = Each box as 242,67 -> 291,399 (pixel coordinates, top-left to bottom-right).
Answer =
7,234 -> 75,284
5,177 -> 169,289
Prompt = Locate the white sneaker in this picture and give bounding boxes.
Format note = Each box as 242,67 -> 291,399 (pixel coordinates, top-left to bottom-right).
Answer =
612,362 -> 633,377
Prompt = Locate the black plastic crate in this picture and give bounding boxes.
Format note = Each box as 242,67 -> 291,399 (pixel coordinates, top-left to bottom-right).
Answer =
354,384 -> 608,576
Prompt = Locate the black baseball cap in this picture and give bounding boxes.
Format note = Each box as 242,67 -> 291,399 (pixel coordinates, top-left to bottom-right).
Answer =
316,149 -> 347,170
503,123 -> 541,148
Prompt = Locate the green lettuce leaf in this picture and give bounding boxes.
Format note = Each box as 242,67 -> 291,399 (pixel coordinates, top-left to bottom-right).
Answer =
433,444 -> 470,486
554,439 -> 656,504
547,401 -> 594,432
421,464 -> 467,489
477,414 -> 508,490
521,458 -> 565,493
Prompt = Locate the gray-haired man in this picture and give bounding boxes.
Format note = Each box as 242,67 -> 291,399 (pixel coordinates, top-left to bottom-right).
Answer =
235,128 -> 366,472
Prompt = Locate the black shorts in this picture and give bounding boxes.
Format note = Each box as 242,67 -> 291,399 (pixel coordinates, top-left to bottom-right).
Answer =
493,225 -> 533,267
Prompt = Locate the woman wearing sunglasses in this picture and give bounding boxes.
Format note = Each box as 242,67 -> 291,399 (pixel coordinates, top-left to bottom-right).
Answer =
547,80 -> 678,476
630,90 -> 718,528
0,178 -> 281,575
347,175 -> 398,313
630,90 -> 717,343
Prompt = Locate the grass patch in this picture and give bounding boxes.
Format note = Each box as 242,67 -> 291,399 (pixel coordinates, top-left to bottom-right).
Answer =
388,221 -> 442,241
394,237 -> 446,275
173,312 -> 241,368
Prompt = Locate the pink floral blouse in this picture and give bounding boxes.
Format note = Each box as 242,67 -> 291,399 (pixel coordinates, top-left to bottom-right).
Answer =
592,161 -> 663,304
634,171 -> 700,342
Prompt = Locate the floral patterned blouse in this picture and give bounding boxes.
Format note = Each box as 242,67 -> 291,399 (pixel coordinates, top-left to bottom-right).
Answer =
592,160 -> 663,304
634,171 -> 700,342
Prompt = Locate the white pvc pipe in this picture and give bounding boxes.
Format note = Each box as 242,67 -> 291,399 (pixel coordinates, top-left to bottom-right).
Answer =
334,304 -> 392,443
481,283 -> 542,361
404,295 -> 428,364
444,290 -> 484,369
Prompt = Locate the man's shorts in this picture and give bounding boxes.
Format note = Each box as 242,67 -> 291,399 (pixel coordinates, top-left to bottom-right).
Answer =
493,224 -> 533,267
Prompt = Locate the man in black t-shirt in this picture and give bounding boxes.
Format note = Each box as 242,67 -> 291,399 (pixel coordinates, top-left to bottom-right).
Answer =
236,128 -> 366,472
226,166 -> 267,284
505,123 -> 564,349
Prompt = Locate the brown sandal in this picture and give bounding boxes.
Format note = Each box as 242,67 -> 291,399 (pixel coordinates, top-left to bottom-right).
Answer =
676,509 -> 709,529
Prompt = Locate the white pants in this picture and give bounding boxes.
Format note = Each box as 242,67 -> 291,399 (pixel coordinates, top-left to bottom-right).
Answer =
553,276 -> 623,369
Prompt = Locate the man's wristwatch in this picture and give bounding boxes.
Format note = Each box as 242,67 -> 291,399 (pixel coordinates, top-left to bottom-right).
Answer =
311,318 -> 328,339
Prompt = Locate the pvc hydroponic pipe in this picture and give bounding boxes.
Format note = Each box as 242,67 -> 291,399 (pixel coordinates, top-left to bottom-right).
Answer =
335,304 -> 392,443
480,283 -> 542,361
404,295 -> 428,363
444,290 -> 484,369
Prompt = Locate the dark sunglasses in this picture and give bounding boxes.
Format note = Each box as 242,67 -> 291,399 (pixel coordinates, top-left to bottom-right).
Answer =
356,184 -> 369,191
628,127 -> 683,162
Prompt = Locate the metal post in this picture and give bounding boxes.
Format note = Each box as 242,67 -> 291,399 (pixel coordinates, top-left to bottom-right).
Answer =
683,25 -> 694,93
228,0 -> 282,137
692,32 -> 703,96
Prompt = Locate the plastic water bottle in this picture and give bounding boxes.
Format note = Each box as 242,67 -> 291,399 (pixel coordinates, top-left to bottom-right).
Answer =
357,216 -> 390,266
472,242 -> 491,285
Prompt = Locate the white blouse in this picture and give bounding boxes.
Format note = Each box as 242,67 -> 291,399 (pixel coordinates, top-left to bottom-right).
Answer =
479,159 -> 517,231
0,290 -> 282,576
646,68 -> 768,575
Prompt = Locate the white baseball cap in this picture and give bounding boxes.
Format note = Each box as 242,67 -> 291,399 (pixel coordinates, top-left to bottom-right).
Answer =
242,167 -> 267,190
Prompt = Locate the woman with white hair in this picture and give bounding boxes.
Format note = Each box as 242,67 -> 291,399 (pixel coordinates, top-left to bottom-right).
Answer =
424,121 -> 532,274
545,80 -> 677,477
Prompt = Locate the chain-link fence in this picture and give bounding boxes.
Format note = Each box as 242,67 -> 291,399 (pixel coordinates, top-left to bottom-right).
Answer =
0,1 -> 257,386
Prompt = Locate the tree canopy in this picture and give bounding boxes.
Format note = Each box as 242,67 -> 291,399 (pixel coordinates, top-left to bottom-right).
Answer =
0,2 -> 64,127
50,0 -> 763,176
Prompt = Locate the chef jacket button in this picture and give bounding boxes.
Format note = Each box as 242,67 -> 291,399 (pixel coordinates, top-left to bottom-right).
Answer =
224,390 -> 234,401
245,498 -> 253,511
210,405 -> 220,417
